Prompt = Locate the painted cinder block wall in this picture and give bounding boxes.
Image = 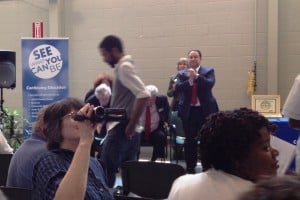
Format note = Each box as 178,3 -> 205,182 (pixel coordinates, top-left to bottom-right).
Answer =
0,0 -> 298,115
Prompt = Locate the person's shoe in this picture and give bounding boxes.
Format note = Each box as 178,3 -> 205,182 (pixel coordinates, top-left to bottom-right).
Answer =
113,185 -> 123,195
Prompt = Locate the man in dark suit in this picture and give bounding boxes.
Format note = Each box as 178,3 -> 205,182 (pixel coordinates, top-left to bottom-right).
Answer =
175,50 -> 219,173
140,85 -> 170,161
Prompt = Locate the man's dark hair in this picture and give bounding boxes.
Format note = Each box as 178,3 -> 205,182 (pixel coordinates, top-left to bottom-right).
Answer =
200,107 -> 277,173
99,35 -> 123,52
188,49 -> 202,58
43,97 -> 84,150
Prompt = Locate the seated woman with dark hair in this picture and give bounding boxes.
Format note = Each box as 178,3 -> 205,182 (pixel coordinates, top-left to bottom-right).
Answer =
32,97 -> 113,200
168,107 -> 279,200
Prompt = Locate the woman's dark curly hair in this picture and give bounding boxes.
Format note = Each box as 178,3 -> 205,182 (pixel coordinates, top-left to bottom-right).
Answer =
200,107 -> 277,173
43,97 -> 84,150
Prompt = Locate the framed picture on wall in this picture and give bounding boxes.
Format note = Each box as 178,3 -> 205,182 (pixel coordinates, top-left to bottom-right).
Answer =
251,95 -> 282,118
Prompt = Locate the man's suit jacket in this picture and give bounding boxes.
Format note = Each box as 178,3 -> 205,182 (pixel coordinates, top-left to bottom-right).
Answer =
176,66 -> 219,121
155,95 -> 170,131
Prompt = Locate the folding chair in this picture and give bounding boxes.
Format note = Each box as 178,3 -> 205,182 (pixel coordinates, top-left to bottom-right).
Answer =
117,160 -> 185,199
0,154 -> 12,186
0,186 -> 32,200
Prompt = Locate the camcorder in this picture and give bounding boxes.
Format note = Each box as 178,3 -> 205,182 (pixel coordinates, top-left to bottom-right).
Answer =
74,106 -> 127,123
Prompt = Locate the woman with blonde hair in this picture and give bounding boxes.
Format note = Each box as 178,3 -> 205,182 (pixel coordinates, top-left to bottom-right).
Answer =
167,57 -> 188,111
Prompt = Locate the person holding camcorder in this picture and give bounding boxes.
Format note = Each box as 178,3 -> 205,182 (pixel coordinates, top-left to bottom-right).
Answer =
32,98 -> 113,200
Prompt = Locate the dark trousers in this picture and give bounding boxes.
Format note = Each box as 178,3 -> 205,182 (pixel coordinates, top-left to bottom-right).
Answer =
182,106 -> 205,170
140,129 -> 167,161
100,122 -> 140,188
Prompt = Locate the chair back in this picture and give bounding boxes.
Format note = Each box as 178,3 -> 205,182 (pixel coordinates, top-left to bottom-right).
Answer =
169,111 -> 184,137
121,161 -> 185,199
0,187 -> 32,200
0,154 -> 13,186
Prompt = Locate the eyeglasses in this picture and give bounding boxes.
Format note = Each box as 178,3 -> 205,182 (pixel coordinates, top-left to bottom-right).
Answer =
62,112 -> 77,120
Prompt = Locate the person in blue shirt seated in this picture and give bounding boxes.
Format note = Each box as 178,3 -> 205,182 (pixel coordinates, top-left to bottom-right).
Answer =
6,106 -> 47,189
32,97 -> 113,200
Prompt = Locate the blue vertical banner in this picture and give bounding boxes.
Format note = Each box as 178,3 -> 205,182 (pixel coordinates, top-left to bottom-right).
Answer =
22,38 -> 69,137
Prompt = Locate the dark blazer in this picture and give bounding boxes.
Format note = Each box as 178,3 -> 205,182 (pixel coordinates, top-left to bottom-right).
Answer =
175,66 -> 219,121
84,88 -> 100,107
167,74 -> 180,111
155,95 -> 170,131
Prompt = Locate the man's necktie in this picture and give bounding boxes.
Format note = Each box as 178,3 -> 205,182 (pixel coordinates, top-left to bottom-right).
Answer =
144,106 -> 151,141
191,80 -> 198,106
